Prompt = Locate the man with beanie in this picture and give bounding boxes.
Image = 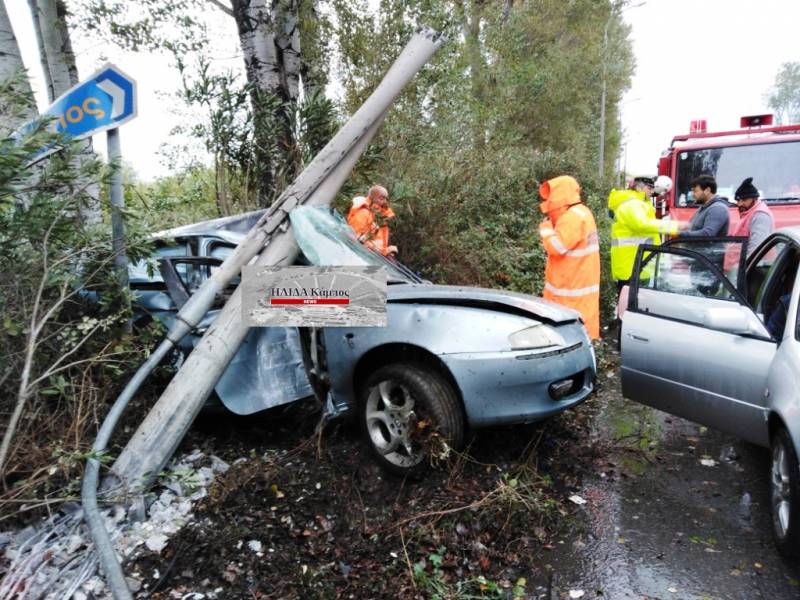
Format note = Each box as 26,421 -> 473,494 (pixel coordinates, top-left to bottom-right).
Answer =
679,174 -> 730,238
731,177 -> 773,256
608,176 -> 681,291
538,175 -> 600,339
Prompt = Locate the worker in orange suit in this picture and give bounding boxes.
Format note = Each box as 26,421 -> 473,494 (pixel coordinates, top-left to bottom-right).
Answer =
537,175 -> 600,339
347,185 -> 398,256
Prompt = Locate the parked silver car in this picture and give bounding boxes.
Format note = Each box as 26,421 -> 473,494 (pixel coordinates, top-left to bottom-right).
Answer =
621,231 -> 800,556
132,206 -> 596,475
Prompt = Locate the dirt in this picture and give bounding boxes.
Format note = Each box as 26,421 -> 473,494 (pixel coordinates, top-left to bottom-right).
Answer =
129,358 -> 611,600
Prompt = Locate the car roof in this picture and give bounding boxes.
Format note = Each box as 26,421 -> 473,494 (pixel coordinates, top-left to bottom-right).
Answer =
775,226 -> 800,245
150,209 -> 266,244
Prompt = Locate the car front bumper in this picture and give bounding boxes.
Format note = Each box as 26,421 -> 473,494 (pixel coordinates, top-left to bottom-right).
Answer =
440,340 -> 596,427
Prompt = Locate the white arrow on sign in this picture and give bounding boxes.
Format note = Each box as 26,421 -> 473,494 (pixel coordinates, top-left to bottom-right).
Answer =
97,78 -> 126,119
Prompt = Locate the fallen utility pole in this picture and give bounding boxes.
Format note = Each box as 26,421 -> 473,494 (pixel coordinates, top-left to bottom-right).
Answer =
109,28 -> 444,494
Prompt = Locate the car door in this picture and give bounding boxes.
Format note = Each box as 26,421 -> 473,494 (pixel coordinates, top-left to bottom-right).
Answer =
158,254 -> 314,415
621,238 -> 776,446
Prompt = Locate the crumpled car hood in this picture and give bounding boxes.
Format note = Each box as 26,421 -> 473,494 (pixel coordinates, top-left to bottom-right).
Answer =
387,284 -> 580,324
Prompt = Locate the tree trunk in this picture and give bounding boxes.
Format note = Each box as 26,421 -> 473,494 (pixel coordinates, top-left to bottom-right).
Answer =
231,0 -> 302,206
298,0 -> 327,98
29,0 -> 101,226
0,2 -> 35,133
461,0 -> 487,148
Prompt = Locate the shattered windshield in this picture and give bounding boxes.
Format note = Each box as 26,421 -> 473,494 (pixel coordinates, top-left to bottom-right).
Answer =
290,206 -> 419,283
675,140 -> 800,206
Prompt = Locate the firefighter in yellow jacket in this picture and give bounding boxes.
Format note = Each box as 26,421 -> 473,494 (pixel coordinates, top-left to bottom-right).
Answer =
608,176 -> 680,290
538,175 -> 600,339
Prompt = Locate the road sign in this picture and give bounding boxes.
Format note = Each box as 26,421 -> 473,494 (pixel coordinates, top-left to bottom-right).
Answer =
17,63 -> 137,160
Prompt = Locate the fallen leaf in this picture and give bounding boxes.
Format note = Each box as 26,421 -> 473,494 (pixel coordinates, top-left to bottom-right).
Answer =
568,495 -> 587,505
479,555 -> 490,569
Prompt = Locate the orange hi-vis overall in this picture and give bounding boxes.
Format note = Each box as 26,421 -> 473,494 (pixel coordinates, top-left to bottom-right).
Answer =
538,176 -> 601,339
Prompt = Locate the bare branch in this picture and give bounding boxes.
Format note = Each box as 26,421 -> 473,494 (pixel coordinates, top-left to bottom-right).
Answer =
207,0 -> 233,17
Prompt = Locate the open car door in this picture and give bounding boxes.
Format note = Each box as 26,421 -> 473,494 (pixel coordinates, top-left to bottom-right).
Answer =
158,256 -> 314,415
620,237 -> 776,446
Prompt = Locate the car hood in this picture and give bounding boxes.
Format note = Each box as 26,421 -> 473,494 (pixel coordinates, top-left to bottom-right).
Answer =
386,284 -> 580,324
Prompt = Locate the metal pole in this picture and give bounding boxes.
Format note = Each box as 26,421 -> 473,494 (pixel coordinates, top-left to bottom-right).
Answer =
598,17 -> 609,180
107,128 -> 131,333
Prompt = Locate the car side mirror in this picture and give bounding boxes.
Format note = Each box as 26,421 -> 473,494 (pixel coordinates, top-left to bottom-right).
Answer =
702,305 -> 765,337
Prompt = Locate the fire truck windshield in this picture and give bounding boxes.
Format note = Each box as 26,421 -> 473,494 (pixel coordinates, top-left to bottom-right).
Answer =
675,140 -> 800,206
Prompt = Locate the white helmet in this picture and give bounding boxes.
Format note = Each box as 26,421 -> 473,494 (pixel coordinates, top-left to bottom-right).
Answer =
654,175 -> 673,195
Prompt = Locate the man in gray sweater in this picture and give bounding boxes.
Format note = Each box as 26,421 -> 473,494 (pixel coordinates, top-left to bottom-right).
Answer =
678,174 -> 731,295
679,174 -> 731,238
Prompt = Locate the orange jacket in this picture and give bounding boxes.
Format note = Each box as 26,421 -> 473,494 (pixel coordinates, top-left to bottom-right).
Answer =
538,176 -> 600,339
347,202 -> 395,255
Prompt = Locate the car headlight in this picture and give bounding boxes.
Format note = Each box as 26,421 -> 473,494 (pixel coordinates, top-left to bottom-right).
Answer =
508,324 -> 566,350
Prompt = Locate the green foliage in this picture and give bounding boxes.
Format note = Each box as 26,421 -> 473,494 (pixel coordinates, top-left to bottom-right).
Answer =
332,0 -> 633,318
766,62 -> 800,125
0,75 -> 148,492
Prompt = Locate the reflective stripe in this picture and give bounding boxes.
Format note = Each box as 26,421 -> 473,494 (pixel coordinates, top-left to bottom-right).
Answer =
546,235 -> 568,255
545,282 -> 600,297
611,236 -> 651,247
540,227 -> 556,237
564,243 -> 599,257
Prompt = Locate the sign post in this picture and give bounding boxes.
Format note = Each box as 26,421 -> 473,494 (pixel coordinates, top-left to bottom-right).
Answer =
18,64 -> 137,328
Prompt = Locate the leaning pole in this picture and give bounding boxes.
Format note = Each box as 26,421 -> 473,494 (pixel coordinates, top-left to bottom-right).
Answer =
109,28 -> 444,492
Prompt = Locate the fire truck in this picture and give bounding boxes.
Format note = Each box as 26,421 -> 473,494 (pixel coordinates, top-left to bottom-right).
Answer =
655,114 -> 800,230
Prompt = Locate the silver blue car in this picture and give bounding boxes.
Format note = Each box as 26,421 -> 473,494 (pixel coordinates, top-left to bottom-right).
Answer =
132,206 -> 596,475
621,230 -> 800,556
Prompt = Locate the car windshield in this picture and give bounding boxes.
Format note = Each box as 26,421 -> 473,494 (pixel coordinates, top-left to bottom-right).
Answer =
290,206 -> 420,283
675,140 -> 800,206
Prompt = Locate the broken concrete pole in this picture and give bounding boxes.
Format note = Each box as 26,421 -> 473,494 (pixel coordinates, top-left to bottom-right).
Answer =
109,29 -> 443,491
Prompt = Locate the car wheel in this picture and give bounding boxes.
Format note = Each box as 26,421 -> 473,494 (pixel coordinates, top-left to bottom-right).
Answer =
770,427 -> 800,557
360,363 -> 464,476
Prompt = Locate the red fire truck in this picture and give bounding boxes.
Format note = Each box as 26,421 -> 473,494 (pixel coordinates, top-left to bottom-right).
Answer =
655,114 -> 800,230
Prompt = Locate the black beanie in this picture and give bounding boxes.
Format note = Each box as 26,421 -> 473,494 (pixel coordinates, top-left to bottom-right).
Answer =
735,177 -> 759,200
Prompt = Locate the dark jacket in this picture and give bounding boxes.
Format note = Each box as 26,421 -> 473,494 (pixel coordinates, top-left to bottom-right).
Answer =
680,195 -> 730,238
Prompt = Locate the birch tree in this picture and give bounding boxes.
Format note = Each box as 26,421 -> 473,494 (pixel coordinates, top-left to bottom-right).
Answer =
0,1 -> 35,133
27,0 -> 102,224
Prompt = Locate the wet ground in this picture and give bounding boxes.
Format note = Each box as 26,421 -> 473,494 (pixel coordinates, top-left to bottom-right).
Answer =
127,348 -> 800,599
549,352 -> 800,600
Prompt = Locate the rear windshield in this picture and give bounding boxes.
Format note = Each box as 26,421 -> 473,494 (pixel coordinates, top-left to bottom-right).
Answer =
675,140 -> 800,207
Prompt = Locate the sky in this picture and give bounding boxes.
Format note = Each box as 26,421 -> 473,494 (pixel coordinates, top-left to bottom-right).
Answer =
6,0 -> 800,181
619,0 -> 800,176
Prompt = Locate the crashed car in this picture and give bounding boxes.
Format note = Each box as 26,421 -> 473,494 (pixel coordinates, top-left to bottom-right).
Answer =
621,232 -> 800,556
131,206 -> 596,475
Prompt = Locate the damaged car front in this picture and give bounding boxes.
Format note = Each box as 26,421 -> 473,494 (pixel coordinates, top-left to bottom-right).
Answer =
290,207 -> 596,475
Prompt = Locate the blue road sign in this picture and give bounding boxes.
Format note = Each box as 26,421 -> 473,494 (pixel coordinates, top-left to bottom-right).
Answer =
17,63 -> 137,161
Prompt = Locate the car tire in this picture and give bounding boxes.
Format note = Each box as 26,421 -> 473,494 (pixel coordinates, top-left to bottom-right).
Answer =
770,427 -> 800,558
359,363 -> 464,477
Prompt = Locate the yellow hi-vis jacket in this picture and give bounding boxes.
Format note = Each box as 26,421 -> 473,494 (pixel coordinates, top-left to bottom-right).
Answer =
608,188 -> 679,282
539,176 -> 600,339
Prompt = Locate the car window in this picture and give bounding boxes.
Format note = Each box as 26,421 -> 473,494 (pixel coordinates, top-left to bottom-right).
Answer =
664,238 -> 746,291
207,244 -> 241,289
290,206 -> 418,283
760,248 -> 798,339
129,243 -> 190,285
640,250 -> 737,301
747,240 -> 788,310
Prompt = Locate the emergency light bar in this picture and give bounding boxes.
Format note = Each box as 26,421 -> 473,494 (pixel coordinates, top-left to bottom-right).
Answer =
690,119 -> 707,134
741,114 -> 774,128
